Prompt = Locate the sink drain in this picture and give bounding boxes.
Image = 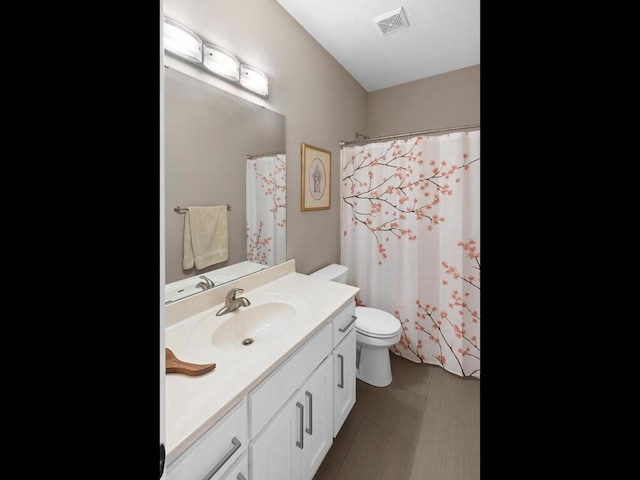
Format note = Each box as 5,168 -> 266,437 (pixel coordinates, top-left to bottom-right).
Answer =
242,338 -> 254,346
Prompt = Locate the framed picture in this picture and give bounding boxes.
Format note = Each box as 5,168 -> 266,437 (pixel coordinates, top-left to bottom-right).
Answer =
301,143 -> 331,211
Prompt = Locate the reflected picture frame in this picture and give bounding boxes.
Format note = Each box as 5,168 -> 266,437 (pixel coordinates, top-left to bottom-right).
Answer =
301,143 -> 331,211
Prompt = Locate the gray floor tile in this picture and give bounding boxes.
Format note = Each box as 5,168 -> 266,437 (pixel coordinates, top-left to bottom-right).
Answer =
315,352 -> 480,480
365,384 -> 428,445
425,366 -> 480,429
410,407 -> 480,480
313,453 -> 341,480
326,393 -> 367,464
388,353 -> 433,396
334,418 -> 415,480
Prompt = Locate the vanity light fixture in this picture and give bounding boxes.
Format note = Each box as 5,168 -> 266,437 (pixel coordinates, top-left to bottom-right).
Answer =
163,17 -> 202,64
203,44 -> 240,82
240,65 -> 269,97
163,16 -> 269,98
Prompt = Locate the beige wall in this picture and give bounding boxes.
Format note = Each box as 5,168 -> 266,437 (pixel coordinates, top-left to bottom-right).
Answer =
163,1 -> 480,276
366,65 -> 480,137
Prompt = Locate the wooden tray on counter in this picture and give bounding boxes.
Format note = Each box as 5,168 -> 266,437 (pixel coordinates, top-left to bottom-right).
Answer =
166,348 -> 216,376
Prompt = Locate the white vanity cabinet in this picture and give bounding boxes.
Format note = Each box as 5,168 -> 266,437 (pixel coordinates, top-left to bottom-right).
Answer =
299,356 -> 334,476
250,356 -> 333,480
249,323 -> 333,480
164,398 -> 248,480
163,264 -> 361,480
331,302 -> 357,436
219,454 -> 248,480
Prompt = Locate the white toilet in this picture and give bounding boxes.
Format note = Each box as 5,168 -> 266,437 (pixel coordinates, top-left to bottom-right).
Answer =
310,264 -> 402,387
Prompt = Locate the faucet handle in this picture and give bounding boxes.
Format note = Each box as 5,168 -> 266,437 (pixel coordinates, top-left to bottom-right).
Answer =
227,287 -> 244,299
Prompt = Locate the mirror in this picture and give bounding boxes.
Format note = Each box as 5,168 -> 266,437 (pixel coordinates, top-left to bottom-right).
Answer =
164,66 -> 286,303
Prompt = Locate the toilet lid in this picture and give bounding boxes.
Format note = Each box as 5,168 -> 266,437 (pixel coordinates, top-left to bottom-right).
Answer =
355,307 -> 401,338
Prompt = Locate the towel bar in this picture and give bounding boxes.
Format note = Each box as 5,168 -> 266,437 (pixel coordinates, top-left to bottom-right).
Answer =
174,205 -> 231,213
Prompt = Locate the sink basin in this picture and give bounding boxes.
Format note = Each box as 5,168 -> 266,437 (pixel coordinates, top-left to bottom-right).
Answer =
209,302 -> 297,351
180,292 -> 307,355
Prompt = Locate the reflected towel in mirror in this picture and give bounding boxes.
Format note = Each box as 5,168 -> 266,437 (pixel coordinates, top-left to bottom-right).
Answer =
182,206 -> 229,270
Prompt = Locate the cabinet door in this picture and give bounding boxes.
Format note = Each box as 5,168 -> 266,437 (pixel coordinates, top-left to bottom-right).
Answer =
250,393 -> 303,480
300,356 -> 333,479
249,324 -> 332,438
333,329 -> 357,437
219,453 -> 248,480
251,356 -> 334,480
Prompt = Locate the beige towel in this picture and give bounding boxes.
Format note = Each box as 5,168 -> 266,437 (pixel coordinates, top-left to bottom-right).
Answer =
182,206 -> 229,270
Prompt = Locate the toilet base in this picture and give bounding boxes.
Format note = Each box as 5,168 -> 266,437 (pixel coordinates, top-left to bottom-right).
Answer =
356,344 -> 393,387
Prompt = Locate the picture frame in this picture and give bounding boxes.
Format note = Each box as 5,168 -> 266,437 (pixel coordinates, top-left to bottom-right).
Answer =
301,143 -> 331,211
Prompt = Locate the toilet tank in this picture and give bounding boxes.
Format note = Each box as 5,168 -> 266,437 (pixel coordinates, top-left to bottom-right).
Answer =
310,263 -> 348,284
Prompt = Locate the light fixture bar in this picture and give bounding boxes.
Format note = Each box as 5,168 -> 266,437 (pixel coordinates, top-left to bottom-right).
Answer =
164,18 -> 202,64
240,64 -> 269,97
203,44 -> 240,82
163,17 -> 269,98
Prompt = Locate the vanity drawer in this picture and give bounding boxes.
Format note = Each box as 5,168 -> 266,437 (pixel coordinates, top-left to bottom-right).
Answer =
331,300 -> 357,348
248,323 -> 331,438
165,398 -> 248,480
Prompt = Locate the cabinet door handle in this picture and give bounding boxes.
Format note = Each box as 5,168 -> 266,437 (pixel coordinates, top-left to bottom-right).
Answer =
203,437 -> 241,480
159,443 -> 165,480
305,391 -> 313,435
339,315 -> 357,333
337,354 -> 344,389
237,474 -> 247,480
296,401 -> 304,449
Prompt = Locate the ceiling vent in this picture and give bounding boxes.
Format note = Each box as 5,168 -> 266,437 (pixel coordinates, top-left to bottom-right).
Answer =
373,7 -> 409,36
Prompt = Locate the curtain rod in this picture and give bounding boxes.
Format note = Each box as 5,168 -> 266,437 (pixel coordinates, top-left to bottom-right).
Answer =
339,123 -> 480,147
246,151 -> 286,159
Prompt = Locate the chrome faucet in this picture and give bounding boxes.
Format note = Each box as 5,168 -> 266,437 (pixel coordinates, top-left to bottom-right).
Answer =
196,275 -> 215,291
216,288 -> 251,316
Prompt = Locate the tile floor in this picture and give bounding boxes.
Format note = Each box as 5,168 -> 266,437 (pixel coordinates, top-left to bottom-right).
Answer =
313,353 -> 480,480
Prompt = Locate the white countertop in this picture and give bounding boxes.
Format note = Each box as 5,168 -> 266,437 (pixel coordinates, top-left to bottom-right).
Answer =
164,264 -> 359,465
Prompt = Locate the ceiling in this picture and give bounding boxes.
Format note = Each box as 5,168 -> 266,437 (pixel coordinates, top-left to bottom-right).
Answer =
276,0 -> 480,92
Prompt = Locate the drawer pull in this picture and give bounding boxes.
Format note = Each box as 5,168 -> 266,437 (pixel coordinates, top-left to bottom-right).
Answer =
305,391 -> 313,435
337,354 -> 344,389
296,402 -> 304,449
237,474 -> 247,480
203,437 -> 241,480
339,315 -> 357,333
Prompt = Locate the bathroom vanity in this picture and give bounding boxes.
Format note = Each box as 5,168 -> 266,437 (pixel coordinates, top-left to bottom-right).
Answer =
163,260 -> 359,480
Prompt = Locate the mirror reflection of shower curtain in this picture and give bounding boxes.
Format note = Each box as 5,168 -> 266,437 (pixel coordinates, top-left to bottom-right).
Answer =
246,154 -> 287,265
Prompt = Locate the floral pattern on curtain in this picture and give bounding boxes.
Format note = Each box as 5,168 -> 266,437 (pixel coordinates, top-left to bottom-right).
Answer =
246,153 -> 286,265
340,131 -> 480,378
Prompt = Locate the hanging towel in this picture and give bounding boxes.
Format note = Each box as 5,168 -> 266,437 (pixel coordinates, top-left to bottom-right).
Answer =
182,206 -> 229,270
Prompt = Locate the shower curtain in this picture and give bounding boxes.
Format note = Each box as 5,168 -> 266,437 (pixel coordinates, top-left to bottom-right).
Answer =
340,131 -> 480,378
246,153 -> 287,265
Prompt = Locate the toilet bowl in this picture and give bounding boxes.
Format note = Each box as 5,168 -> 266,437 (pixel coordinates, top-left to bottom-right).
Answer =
309,264 -> 402,387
